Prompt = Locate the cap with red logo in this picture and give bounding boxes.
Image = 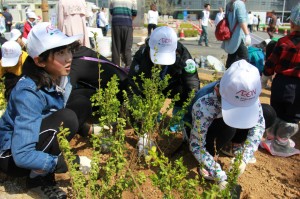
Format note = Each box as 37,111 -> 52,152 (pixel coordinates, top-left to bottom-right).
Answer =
220,59 -> 262,129
26,22 -> 82,58
149,26 -> 178,65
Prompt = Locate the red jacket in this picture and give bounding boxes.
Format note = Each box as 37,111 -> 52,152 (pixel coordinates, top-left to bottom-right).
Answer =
22,21 -> 33,39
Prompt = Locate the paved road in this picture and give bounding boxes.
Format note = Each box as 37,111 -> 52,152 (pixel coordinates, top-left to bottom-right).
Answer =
132,25 -> 284,65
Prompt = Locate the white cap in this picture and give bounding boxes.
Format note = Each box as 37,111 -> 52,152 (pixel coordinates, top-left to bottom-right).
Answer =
27,11 -> 38,19
91,5 -> 99,10
1,41 -> 22,67
27,22 -> 82,58
9,29 -> 22,41
149,26 -> 177,65
220,60 -> 262,129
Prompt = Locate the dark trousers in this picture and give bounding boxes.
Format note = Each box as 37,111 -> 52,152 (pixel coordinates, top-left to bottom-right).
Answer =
111,25 -> 133,67
5,24 -> 12,32
0,109 -> 78,177
66,90 -> 93,137
147,24 -> 157,36
100,26 -> 107,36
204,104 -> 276,156
271,74 -> 300,123
199,25 -> 208,45
267,27 -> 275,39
248,24 -> 253,33
225,40 -> 249,68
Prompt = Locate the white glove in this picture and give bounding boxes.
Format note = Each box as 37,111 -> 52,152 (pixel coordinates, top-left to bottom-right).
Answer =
79,156 -> 91,175
245,34 -> 251,46
137,134 -> 155,157
261,74 -> 271,88
93,124 -> 111,135
230,158 -> 247,177
218,181 -> 228,191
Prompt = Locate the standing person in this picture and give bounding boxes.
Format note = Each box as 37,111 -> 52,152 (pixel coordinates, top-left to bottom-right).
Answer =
198,3 -> 213,47
222,0 -> 251,69
147,4 -> 159,36
260,4 -> 300,157
276,17 -> 282,27
247,11 -> 253,33
57,0 -> 90,48
267,10 -> 277,39
22,11 -> 38,39
88,5 -> 99,28
214,7 -> 224,26
185,60 -> 276,191
2,7 -> 13,32
253,15 -> 258,32
0,22 -> 92,198
109,0 -> 137,68
257,15 -> 261,31
97,7 -> 109,36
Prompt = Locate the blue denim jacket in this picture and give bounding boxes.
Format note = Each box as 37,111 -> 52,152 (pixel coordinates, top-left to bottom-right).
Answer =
0,76 -> 72,173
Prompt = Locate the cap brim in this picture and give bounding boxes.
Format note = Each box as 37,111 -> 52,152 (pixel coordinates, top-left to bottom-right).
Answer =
35,34 -> 82,58
221,97 -> 260,129
1,57 -> 19,67
150,49 -> 176,65
9,34 -> 21,41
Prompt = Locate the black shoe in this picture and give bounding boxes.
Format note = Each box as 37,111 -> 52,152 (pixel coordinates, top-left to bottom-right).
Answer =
26,173 -> 67,199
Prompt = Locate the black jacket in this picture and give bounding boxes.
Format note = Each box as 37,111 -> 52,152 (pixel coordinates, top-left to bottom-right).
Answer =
70,46 -> 130,102
128,41 -> 200,107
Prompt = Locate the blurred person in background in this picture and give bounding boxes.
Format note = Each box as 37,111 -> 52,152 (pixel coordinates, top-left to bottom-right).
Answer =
214,7 -> 224,26
57,0 -> 90,48
147,3 -> 159,36
22,11 -> 38,39
260,4 -> 300,157
2,7 -> 12,32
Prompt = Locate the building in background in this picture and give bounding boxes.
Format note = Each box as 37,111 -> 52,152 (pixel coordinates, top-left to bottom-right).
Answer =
4,0 -> 297,24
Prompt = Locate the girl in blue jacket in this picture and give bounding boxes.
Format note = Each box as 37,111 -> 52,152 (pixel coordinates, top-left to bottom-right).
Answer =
0,22 -> 91,199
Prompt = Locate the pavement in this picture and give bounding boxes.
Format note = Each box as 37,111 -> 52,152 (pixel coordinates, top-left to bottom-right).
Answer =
130,23 -> 284,66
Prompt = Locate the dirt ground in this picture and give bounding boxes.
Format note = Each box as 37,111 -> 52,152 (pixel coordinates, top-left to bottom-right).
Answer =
0,72 -> 299,199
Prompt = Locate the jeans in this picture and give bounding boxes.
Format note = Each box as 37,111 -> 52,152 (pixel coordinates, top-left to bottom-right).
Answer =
0,109 -> 78,177
199,25 -> 208,46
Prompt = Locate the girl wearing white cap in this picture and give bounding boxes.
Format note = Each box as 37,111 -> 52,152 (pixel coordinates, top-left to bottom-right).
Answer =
22,11 -> 38,39
184,60 -> 276,192
0,22 -> 91,198
0,40 -> 28,100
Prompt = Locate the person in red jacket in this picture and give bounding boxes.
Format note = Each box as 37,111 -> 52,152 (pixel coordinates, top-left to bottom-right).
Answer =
22,11 -> 38,39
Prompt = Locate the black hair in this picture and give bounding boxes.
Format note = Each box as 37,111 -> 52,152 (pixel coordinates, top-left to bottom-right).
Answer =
3,7 -> 7,11
22,44 -> 73,89
265,40 -> 277,60
204,3 -> 210,8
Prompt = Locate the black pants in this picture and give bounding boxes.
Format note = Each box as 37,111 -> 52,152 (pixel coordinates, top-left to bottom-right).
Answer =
111,25 -> 133,67
225,40 -> 249,69
271,74 -> 300,123
147,24 -> 157,36
100,26 -> 107,36
205,104 -> 276,155
67,89 -> 93,136
0,109 -> 78,177
267,27 -> 275,39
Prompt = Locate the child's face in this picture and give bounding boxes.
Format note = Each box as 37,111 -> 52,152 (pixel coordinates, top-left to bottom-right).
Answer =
43,47 -> 73,79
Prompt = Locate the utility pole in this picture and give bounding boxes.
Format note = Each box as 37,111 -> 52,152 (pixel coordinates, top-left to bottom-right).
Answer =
41,0 -> 49,22
282,0 -> 286,23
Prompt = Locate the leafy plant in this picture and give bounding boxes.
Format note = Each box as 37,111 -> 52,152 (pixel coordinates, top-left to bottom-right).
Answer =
0,77 -> 6,112
146,146 -> 200,199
